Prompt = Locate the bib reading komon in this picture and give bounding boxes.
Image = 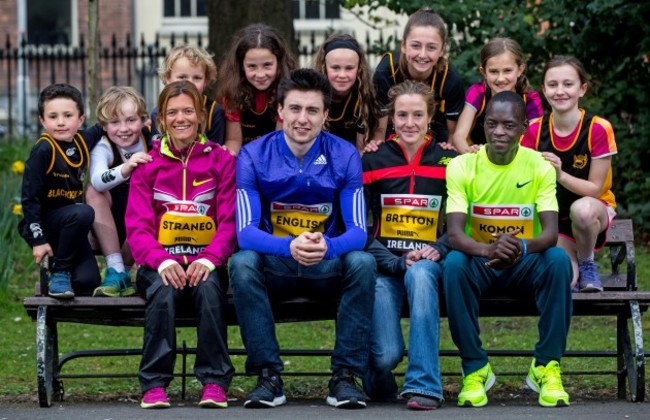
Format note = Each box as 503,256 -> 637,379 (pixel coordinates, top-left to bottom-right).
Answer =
470,203 -> 534,244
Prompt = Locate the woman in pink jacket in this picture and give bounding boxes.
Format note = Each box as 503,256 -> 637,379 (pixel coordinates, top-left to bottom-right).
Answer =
126,81 -> 237,410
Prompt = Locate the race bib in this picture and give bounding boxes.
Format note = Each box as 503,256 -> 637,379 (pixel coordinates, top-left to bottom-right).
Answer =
158,201 -> 215,256
470,204 -> 534,243
270,202 -> 332,237
380,194 -> 441,251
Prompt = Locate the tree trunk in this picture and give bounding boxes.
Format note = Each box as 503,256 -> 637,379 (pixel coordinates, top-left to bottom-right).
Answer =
206,0 -> 295,93
87,0 -> 100,126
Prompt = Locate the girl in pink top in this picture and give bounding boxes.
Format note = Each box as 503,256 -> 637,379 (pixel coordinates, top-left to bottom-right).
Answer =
452,37 -> 542,154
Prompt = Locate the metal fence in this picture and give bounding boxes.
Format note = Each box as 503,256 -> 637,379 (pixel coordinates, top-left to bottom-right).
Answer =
0,31 -> 398,139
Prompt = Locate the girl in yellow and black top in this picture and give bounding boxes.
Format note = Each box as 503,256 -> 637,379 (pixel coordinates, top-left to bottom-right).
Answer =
19,83 -> 101,298
373,7 -> 465,143
313,33 -> 384,152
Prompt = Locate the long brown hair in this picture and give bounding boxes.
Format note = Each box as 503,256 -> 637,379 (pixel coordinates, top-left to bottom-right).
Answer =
480,37 -> 530,94
313,33 -> 380,141
542,55 -> 590,90
398,7 -> 449,79
218,23 -> 296,114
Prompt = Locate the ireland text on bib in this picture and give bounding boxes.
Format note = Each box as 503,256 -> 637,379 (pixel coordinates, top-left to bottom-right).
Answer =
381,194 -> 441,251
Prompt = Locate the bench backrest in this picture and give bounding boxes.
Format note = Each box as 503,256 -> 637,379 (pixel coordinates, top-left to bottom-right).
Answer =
35,219 -> 637,296
602,219 -> 636,291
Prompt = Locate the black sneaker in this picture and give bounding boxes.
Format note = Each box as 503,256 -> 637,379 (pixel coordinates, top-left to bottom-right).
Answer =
326,368 -> 367,409
243,369 -> 286,408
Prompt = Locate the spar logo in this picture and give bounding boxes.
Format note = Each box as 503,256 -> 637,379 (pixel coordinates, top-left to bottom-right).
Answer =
164,202 -> 208,215
474,206 -> 520,217
271,202 -> 332,215
383,196 -> 439,208
472,205 -> 534,219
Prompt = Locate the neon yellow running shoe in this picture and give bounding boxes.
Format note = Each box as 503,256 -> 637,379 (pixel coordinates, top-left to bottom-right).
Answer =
525,359 -> 570,407
457,363 -> 495,407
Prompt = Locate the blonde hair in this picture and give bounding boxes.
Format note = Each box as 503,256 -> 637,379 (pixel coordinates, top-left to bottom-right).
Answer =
158,45 -> 217,85
96,86 -> 148,125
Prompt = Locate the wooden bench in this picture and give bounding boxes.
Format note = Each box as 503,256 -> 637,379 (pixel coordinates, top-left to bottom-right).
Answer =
23,219 -> 650,407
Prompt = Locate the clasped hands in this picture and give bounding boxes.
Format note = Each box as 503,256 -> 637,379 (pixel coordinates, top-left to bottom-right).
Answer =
405,244 -> 441,268
484,229 -> 523,270
290,232 -> 327,266
160,261 -> 211,288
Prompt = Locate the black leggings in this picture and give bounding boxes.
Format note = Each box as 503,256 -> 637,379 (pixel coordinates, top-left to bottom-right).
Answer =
44,204 -> 100,295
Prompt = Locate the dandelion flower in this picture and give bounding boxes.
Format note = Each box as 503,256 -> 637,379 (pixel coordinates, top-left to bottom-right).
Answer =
11,160 -> 25,175
12,204 -> 23,216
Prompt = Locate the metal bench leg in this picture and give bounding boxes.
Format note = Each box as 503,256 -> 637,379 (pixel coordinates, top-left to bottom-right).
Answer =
617,312 -> 633,400
36,306 -> 62,407
617,301 -> 646,402
629,300 -> 645,402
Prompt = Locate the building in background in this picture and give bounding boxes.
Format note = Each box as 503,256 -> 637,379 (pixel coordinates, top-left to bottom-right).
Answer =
0,0 -> 406,137
135,0 -> 405,66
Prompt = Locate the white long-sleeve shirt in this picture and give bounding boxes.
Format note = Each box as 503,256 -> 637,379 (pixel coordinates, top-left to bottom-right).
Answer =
90,136 -> 147,192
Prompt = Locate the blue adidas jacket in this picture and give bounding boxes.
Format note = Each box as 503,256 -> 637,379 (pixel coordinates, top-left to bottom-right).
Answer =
236,130 -> 367,259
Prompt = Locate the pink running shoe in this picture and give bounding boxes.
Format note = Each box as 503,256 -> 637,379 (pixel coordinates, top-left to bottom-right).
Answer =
140,387 -> 170,409
199,383 -> 228,408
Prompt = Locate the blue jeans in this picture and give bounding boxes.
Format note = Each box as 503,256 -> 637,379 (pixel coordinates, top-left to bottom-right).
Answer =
443,248 -> 572,375
229,250 -> 376,377
364,259 -> 443,400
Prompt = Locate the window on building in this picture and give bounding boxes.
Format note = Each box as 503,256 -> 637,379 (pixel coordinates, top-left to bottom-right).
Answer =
164,0 -> 206,18
161,0 -> 208,37
27,0 -> 72,45
293,0 -> 341,20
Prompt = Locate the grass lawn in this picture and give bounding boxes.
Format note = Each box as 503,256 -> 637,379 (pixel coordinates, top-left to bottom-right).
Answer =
1,246 -> 649,402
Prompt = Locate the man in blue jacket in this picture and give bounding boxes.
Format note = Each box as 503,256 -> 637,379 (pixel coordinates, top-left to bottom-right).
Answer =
229,68 -> 376,410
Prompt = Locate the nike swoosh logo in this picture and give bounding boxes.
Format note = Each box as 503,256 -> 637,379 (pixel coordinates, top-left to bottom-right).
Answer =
193,178 -> 211,187
516,180 -> 532,188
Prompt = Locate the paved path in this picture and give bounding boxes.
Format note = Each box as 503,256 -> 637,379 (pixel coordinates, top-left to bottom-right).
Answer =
1,397 -> 648,420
